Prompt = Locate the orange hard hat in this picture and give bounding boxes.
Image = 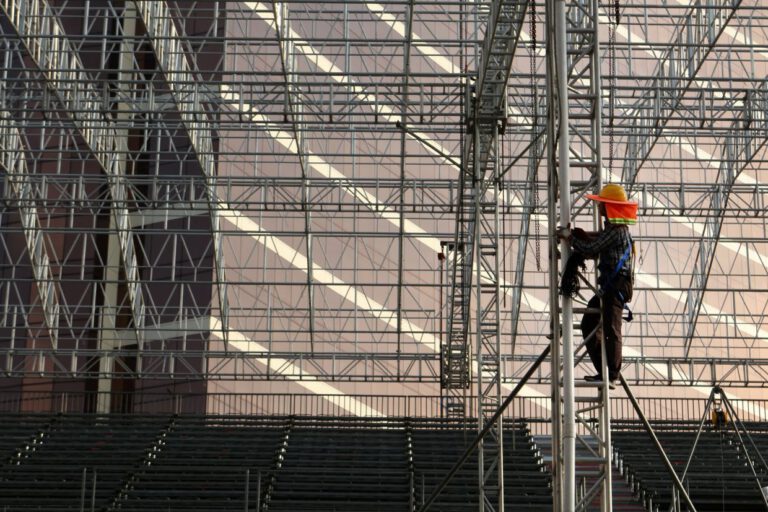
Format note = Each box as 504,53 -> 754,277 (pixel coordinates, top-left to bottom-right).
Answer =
585,183 -> 633,204
586,184 -> 639,225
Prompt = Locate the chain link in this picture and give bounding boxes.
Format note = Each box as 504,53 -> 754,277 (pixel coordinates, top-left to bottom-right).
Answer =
531,1 -> 541,271
608,0 -> 620,178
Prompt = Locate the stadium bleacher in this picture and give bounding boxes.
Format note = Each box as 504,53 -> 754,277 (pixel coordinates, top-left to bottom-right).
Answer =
0,415 -> 168,510
0,414 -> 551,511
4,413 -> 768,511
612,420 -> 766,512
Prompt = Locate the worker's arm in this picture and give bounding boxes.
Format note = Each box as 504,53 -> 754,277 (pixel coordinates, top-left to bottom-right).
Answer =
571,226 -> 622,258
557,226 -> 598,241
571,227 -> 598,241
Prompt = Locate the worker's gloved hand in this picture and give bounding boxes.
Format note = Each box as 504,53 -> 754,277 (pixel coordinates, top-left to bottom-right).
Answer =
555,226 -> 571,241
571,227 -> 587,239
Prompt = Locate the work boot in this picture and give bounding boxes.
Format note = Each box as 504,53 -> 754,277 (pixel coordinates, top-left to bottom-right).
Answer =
584,374 -> 615,389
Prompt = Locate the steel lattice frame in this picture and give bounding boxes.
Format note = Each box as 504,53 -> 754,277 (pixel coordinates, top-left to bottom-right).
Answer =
1,1 -> 768,416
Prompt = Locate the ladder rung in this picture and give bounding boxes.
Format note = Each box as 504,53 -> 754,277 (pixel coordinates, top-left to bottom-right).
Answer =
570,113 -> 595,120
574,380 -> 613,388
573,307 -> 600,315
576,455 -> 608,463
570,160 -> 598,168
570,93 -> 596,101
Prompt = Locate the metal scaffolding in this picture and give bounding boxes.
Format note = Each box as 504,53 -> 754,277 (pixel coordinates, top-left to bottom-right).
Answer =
546,0 -> 613,509
1,0 -> 768,426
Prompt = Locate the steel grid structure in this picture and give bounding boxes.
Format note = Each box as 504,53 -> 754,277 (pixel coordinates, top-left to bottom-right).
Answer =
1,0 -> 768,418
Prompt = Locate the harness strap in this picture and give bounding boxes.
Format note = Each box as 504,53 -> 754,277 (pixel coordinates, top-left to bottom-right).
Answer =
602,236 -> 635,322
611,242 -> 632,279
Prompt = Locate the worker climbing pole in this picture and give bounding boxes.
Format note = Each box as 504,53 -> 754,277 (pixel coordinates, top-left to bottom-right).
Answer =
430,0 -> 695,509
430,2 -> 699,512
547,0 -> 616,510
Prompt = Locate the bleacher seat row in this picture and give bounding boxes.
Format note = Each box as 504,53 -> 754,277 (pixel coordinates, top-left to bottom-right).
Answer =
0,414 -> 551,512
3,414 -> 767,511
612,420 -> 768,512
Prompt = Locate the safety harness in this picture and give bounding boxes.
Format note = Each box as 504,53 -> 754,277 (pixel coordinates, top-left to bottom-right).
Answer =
600,235 -> 635,321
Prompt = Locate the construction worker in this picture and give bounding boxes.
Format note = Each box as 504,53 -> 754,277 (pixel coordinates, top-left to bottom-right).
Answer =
558,183 -> 638,387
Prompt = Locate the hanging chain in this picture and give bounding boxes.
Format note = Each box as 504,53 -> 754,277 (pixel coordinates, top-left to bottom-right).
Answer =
608,0 -> 619,178
531,0 -> 541,271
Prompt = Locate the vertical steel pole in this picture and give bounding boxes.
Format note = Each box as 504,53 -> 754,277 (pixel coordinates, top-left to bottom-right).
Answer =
475,123 -> 485,512
396,0 -> 415,381
493,130 -> 504,512
409,471 -> 415,511
554,0 -> 574,510
97,2 -> 137,413
256,470 -> 261,512
546,0 -> 561,508
90,469 -> 97,512
80,468 -> 87,512
422,473 -> 425,507
245,468 -> 250,511
589,2 -> 611,510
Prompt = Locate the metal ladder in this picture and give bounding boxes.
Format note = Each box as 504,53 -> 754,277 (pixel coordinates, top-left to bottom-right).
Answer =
546,0 -> 612,510
441,1 -> 529,509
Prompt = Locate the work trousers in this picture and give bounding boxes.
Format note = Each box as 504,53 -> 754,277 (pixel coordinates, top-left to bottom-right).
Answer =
579,275 -> 631,380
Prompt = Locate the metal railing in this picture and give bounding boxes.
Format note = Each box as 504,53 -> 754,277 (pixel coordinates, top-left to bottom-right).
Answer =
3,389 -> 768,426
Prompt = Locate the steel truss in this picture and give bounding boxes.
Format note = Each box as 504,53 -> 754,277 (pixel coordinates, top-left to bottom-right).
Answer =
0,110 -> 60,347
682,83 -> 768,356
2,0 -> 147,354
441,0 -> 529,510
7,173 -> 768,217
622,0 -> 743,189
0,1 -> 224,396
7,346 -> 768,386
134,0 -> 231,352
1,1 -> 768,413
269,1 -> 316,353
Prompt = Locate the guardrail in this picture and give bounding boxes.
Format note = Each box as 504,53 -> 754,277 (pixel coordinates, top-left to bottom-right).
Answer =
2,390 -> 768,427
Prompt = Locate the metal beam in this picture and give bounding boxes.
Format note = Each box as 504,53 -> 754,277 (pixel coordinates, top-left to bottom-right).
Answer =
683,84 -> 768,356
134,1 -> 230,350
1,0 -> 146,354
396,0 -> 415,378
0,110 -> 60,347
8,173 -> 768,218
622,0 -> 743,189
271,0 -> 316,353
548,0 -> 609,509
7,341 -> 768,386
444,2 -> 530,509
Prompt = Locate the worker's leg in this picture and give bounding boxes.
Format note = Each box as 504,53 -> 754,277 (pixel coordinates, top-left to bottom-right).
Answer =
581,295 -> 602,376
602,291 -> 624,380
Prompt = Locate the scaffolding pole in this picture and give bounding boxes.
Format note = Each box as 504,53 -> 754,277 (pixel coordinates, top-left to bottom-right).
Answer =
549,0 -> 610,510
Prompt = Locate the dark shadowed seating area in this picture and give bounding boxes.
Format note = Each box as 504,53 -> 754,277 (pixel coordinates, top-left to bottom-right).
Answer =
612,420 -> 768,512
5,413 -> 768,511
0,414 -> 551,512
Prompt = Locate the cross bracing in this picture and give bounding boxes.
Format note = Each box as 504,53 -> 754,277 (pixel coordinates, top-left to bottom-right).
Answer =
1,0 -> 768,402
